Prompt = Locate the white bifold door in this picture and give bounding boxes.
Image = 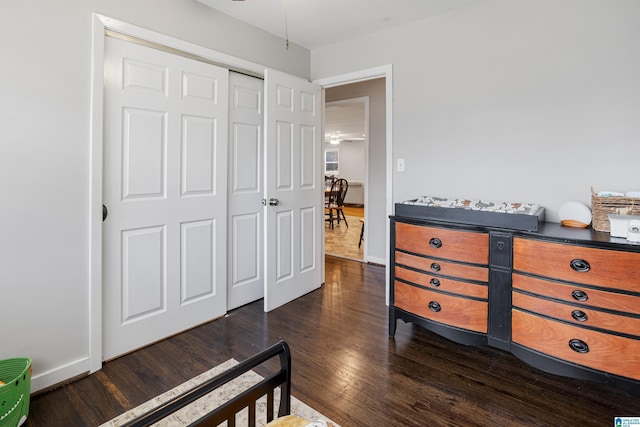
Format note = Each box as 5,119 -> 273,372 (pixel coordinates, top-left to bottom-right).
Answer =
263,69 -> 323,312
227,72 -> 264,310
102,37 -> 228,360
228,70 -> 324,312
102,37 -> 322,361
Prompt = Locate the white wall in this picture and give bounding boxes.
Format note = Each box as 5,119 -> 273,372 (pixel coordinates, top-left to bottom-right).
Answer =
0,0 -> 309,391
323,141 -> 366,182
323,140 -> 365,205
312,0 -> 640,223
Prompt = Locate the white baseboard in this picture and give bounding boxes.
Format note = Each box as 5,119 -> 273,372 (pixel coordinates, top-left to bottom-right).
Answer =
366,255 -> 386,266
30,357 -> 90,393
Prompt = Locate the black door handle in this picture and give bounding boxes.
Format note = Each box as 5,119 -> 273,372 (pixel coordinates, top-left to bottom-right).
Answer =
103,205 -> 108,222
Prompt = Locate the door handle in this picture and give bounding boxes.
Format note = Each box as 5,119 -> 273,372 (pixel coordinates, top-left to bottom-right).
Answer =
269,198 -> 280,206
103,204 -> 108,222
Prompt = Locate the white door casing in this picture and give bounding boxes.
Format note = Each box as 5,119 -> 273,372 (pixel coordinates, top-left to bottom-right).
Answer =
103,36 -> 228,360
313,65 -> 394,300
264,69 -> 323,312
227,72 -> 264,310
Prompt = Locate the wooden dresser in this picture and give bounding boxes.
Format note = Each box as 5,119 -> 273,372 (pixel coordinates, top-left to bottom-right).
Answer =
392,221 -> 490,346
390,215 -> 640,393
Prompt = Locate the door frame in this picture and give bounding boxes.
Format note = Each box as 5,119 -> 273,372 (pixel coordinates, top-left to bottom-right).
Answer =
314,66 -> 394,304
89,13 -> 268,373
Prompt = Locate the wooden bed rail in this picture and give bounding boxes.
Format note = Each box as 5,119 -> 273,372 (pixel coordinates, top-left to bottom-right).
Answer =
120,340 -> 292,427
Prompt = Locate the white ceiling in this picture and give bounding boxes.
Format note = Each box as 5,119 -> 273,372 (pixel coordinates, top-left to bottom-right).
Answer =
325,102 -> 366,143
197,0 -> 486,50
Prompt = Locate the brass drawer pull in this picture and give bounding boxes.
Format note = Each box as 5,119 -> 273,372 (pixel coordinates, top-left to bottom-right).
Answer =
570,258 -> 591,273
428,301 -> 441,312
571,310 -> 588,322
429,237 -> 442,249
571,290 -> 588,302
568,339 -> 589,354
430,278 -> 440,287
430,262 -> 441,272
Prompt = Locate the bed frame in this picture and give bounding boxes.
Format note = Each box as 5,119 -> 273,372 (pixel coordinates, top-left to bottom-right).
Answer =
120,341 -> 292,427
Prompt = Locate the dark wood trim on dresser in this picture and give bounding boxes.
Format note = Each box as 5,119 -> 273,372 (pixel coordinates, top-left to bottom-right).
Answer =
390,215 -> 640,395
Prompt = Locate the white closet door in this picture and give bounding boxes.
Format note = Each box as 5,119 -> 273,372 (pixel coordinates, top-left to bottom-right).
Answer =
103,37 -> 228,360
263,69 -> 323,312
227,72 -> 264,310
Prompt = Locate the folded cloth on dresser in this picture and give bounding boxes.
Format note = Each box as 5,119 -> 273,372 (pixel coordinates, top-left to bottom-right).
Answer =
404,196 -> 542,215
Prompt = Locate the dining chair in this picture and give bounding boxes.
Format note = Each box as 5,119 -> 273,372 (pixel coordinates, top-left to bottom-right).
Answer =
324,175 -> 336,206
325,178 -> 348,229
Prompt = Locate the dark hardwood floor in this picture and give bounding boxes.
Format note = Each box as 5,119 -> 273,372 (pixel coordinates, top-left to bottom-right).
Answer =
28,256 -> 640,426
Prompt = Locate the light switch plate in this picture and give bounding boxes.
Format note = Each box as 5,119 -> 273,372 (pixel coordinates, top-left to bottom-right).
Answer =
397,158 -> 405,172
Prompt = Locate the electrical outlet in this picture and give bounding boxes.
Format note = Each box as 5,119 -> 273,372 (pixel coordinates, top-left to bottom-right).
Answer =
397,158 -> 405,172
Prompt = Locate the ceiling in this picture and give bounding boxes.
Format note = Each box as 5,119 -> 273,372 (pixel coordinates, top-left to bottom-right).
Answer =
196,0 -> 485,50
325,102 -> 365,143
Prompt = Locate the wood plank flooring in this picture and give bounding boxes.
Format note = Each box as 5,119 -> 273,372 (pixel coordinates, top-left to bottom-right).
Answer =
27,256 -> 640,426
325,206 -> 364,261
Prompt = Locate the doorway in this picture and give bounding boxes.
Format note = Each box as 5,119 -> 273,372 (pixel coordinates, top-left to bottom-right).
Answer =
320,76 -> 388,267
323,98 -> 368,261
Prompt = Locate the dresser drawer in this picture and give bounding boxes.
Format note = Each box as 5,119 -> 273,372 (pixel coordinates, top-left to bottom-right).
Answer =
512,273 -> 640,316
395,222 -> 488,264
513,238 -> 640,292
395,266 -> 488,299
512,291 -> 640,337
395,251 -> 489,283
394,281 -> 488,333
512,309 -> 640,380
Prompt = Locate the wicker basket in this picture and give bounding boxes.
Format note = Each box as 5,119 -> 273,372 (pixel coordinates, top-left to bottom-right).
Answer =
591,187 -> 640,232
0,358 -> 32,427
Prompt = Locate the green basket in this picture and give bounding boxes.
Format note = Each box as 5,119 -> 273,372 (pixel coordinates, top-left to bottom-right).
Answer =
0,358 -> 32,427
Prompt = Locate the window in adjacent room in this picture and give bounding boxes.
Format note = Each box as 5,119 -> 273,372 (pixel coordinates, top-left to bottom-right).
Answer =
324,148 -> 339,175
